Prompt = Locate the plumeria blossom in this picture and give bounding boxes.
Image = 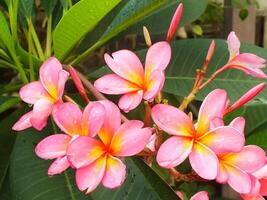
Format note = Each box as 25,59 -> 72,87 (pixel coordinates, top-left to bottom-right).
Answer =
94,42 -> 171,112
177,191 -> 209,200
216,145 -> 266,194
225,32 -> 267,79
241,158 -> 267,199
66,100 -> 152,193
151,89 -> 245,180
12,57 -> 69,131
35,102 -> 105,175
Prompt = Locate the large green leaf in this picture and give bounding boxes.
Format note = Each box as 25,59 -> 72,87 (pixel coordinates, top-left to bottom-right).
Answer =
161,39 -> 267,102
9,123 -> 178,199
127,0 -> 208,35
76,0 -> 207,58
53,0 -> 121,61
71,0 -> 169,65
0,109 -> 23,190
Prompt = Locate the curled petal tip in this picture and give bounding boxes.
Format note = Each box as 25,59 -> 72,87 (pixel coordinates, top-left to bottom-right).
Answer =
166,3 -> 183,43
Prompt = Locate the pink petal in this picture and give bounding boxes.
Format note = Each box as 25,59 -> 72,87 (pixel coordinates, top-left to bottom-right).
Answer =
190,191 -> 209,200
226,165 -> 251,194
229,117 -> 245,135
253,161 -> 267,179
241,194 -> 264,200
151,104 -> 195,137
48,156 -> 70,176
81,102 -> 105,137
227,31 -> 240,59
176,191 -> 184,200
52,103 -> 82,136
233,53 -> 266,68
39,57 -> 63,98
30,98 -> 52,131
67,136 -> 106,169
157,136 -> 193,168
189,142 -> 218,180
146,134 -> 157,152
259,178 -> 267,196
145,41 -> 171,75
98,100 -> 121,146
19,81 -> 48,104
118,90 -> 143,113
225,83 -> 266,115
229,145 -> 266,173
199,126 -> 244,154
197,89 -> 228,135
101,155 -> 126,189
75,156 -> 106,194
12,111 -> 33,131
216,164 -> 229,183
166,3 -> 183,43
143,70 -> 165,101
110,120 -> 152,157
105,50 -> 144,85
230,64 -> 267,79
94,74 -> 140,95
35,134 -> 71,159
56,70 -> 69,98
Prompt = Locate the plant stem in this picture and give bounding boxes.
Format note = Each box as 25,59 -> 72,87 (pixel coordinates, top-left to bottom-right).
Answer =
63,65 -> 128,122
27,18 -> 45,61
45,15 -> 52,58
144,101 -> 152,127
27,27 -> 35,81
178,65 -> 228,111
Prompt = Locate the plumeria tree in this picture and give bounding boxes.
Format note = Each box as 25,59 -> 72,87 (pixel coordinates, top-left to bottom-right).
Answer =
0,0 -> 267,199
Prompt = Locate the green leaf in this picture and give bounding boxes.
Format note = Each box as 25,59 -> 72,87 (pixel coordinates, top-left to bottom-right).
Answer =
0,109 -> 23,190
19,0 -> 35,17
10,124 -> 179,199
127,0 -> 208,35
53,0 -> 121,61
0,96 -> 20,113
239,9 -> 249,20
71,0 -> 169,65
162,39 -> 267,102
246,121 -> 267,151
41,0 -> 59,15
0,11 -> 14,51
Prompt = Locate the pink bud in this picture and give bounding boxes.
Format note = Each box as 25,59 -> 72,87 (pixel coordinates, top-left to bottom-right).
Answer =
166,3 -> 183,43
205,40 -> 215,65
68,66 -> 89,103
224,83 -> 266,115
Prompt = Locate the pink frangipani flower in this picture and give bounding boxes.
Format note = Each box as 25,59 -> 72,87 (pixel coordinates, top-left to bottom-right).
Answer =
225,32 -> 267,79
35,101 -> 105,176
177,191 -> 209,200
94,41 -> 171,112
152,89 -> 245,180
216,145 -> 266,194
12,57 -> 69,131
66,100 -> 152,193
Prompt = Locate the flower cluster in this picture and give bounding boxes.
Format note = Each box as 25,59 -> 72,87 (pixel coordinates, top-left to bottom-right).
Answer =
12,3 -> 267,199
